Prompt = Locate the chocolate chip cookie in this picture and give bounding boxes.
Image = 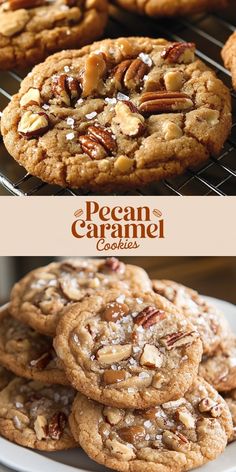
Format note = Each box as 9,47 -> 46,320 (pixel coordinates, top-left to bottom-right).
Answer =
10,258 -> 151,336
0,0 -> 108,70
222,32 -> 236,90
199,336 -> 236,392
113,0 -> 228,18
1,37 -> 231,191
0,376 -> 77,450
0,304 -> 69,385
70,377 -> 232,472
224,390 -> 236,442
54,289 -> 202,409
152,280 -> 230,355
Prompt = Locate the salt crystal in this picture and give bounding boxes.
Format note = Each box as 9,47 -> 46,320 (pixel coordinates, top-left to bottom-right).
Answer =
144,420 -> 152,428
145,434 -> 150,440
73,333 -> 80,344
64,66 -> 70,72
105,97 -> 117,105
66,132 -> 75,140
76,98 -> 84,106
127,388 -> 136,393
85,111 -> 97,120
42,104 -> 49,110
133,346 -> 141,353
139,53 -> 152,67
15,402 -> 23,408
117,92 -> 129,101
67,117 -> 75,127
116,294 -> 125,303
139,372 -> 150,379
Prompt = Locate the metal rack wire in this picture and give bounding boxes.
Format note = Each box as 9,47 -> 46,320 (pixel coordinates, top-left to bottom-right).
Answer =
0,4 -> 236,195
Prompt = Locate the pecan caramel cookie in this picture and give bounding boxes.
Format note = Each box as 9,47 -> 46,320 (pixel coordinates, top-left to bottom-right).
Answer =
199,336 -> 236,392
1,37 -> 231,190
224,390 -> 236,442
54,289 -> 202,409
152,280 -> 230,355
0,376 -> 77,450
10,258 -> 151,336
0,304 -> 69,385
113,0 -> 228,18
222,32 -> 236,90
69,377 -> 232,472
0,0 -> 108,70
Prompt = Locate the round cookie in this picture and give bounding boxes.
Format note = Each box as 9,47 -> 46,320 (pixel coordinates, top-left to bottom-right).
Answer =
70,377 -> 232,472
113,0 -> 227,18
0,366 -> 13,391
10,258 -> 151,336
152,280 -> 230,355
0,304 -> 69,385
224,390 -> 236,442
1,37 -> 231,191
0,0 -> 108,70
199,336 -> 236,392
54,289 -> 203,409
0,376 -> 77,450
222,32 -> 236,90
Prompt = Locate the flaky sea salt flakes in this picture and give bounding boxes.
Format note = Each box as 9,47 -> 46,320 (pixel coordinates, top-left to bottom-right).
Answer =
127,388 -> 136,393
13,416 -> 22,430
66,132 -> 75,140
116,294 -> 125,303
139,52 -> 152,67
91,355 -> 95,361
133,346 -> 141,353
117,92 -> 129,101
67,117 -> 75,128
42,104 -> 49,110
144,420 -> 152,428
85,111 -> 97,120
105,97 -> 117,105
73,333 -> 80,344
64,66 -> 70,72
145,434 -> 150,440
15,402 -> 23,409
139,372 -> 150,379
76,98 -> 84,106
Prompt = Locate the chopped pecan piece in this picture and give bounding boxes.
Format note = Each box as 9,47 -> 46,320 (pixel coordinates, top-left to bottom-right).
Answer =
162,430 -> 190,452
114,101 -> 145,137
112,58 -> 150,90
161,42 -> 195,63
134,306 -> 166,328
96,344 -> 132,364
48,412 -> 67,440
18,111 -> 49,138
20,88 -> 41,108
140,344 -> 163,368
82,53 -> 107,97
79,125 -> 117,160
160,330 -> 198,350
139,91 -> 193,114
29,351 -> 53,370
103,407 -> 124,425
52,74 -> 81,106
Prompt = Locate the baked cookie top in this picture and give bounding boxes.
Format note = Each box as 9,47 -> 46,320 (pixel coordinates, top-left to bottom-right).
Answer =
199,336 -> 236,392
113,0 -> 228,18
222,31 -> 236,89
70,377 -> 232,472
0,376 -> 76,450
225,390 -> 236,442
10,258 -> 151,336
1,37 -> 231,190
0,0 -> 108,70
54,289 -> 202,409
0,304 -> 69,385
0,366 -> 13,391
152,280 -> 230,355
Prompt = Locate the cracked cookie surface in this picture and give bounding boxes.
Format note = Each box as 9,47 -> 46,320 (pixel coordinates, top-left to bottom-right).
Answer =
199,336 -> 236,392
69,377 -> 232,472
10,258 -> 151,336
222,32 -> 236,90
0,304 -> 69,385
0,0 -> 108,70
113,0 -> 227,18
1,37 -> 231,191
0,376 -> 77,450
224,390 -> 236,442
54,289 -> 202,409
152,280 -> 230,355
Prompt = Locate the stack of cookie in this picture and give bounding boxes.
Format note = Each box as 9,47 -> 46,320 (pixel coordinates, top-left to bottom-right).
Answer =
0,258 -> 235,472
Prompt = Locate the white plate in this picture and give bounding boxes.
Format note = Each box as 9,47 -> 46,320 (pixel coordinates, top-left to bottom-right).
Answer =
0,296 -> 235,472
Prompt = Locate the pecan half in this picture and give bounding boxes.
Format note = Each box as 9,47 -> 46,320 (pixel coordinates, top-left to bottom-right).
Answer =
18,111 -> 49,138
79,125 -> 117,160
160,331 -> 198,350
112,58 -> 150,90
161,42 -> 195,63
139,91 -> 193,114
9,0 -> 45,10
114,101 -> 145,137
134,306 -> 166,328
48,412 -> 67,440
29,351 -> 53,370
52,74 -> 81,106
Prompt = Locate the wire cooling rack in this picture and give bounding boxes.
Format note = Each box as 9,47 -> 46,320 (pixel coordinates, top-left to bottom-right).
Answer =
0,4 -> 236,195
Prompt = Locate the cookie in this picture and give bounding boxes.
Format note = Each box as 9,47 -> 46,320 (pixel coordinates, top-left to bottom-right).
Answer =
199,336 -> 236,392
0,0 -> 108,70
224,390 -> 236,442
54,289 -> 202,409
70,377 -> 232,472
222,32 -> 236,90
1,37 -> 231,191
152,280 -> 230,355
10,258 -> 151,336
0,304 -> 69,385
0,376 -> 77,450
113,0 -> 228,18
0,366 -> 13,391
